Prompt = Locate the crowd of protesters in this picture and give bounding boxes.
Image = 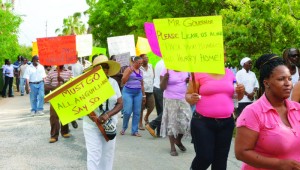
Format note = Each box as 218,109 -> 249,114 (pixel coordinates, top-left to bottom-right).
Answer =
2,47 -> 300,170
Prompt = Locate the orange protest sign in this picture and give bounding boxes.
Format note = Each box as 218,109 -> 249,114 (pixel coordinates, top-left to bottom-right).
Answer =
37,35 -> 77,65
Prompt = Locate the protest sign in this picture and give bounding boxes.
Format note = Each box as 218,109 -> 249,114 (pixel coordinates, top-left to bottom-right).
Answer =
45,66 -> 115,125
115,52 -> 131,67
107,35 -> 136,57
144,22 -> 162,57
136,37 -> 151,56
32,42 -> 38,57
147,52 -> 161,68
153,16 -> 225,74
89,47 -> 107,62
37,35 -> 77,65
76,34 -> 93,57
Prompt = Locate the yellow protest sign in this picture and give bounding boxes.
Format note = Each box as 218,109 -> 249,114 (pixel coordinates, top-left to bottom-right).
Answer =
153,16 -> 225,74
136,37 -> 152,56
32,42 -> 38,57
45,66 -> 115,125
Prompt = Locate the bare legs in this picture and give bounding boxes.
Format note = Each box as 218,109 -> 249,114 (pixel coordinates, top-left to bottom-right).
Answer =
169,134 -> 186,156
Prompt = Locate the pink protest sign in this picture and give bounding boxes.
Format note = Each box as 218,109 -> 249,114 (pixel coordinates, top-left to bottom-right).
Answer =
144,22 -> 162,57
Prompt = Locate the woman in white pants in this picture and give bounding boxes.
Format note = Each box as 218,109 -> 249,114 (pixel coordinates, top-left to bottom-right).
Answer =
83,55 -> 123,170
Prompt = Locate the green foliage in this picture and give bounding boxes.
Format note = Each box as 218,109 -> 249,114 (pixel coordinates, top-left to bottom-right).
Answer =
0,6 -> 22,66
221,0 -> 300,69
87,0 -> 300,69
55,12 -> 87,36
18,45 -> 32,59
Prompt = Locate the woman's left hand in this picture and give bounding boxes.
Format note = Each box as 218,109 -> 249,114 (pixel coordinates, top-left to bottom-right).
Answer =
142,97 -> 146,104
236,83 -> 245,94
98,113 -> 110,124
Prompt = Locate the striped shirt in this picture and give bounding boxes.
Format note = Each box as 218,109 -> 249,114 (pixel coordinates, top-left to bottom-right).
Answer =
44,69 -> 73,86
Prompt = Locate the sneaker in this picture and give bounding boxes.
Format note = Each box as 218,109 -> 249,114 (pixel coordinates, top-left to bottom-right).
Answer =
71,121 -> 78,129
30,111 -> 35,117
62,134 -> 71,138
49,138 -> 57,143
145,124 -> 157,138
36,111 -> 45,116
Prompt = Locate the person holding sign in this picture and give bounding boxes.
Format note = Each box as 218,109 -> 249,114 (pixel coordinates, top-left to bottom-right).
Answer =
45,65 -> 73,143
120,56 -> 145,137
235,54 -> 300,170
160,68 -> 191,156
186,56 -> 245,169
83,55 -> 123,170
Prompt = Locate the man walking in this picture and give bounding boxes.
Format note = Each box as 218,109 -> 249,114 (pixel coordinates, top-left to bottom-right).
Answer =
44,65 -> 73,143
145,59 -> 165,137
23,56 -> 46,116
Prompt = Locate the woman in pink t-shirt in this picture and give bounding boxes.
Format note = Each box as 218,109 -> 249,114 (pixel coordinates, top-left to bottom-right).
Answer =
160,68 -> 191,156
235,54 -> 300,170
185,66 -> 245,170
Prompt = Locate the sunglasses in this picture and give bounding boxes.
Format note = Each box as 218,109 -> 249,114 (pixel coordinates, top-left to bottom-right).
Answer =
289,54 -> 299,58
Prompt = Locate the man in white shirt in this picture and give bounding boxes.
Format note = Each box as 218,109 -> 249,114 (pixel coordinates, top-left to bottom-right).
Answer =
23,56 -> 47,116
235,57 -> 259,118
145,59 -> 165,137
139,54 -> 155,130
71,57 -> 84,78
18,58 -> 28,96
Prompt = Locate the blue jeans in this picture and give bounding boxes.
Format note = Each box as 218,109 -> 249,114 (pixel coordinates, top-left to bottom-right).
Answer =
190,112 -> 234,170
29,82 -> 45,112
122,86 -> 142,134
19,78 -> 26,95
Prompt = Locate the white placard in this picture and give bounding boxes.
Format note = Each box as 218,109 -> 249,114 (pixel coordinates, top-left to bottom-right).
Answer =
115,52 -> 131,67
107,35 -> 136,57
76,34 -> 93,57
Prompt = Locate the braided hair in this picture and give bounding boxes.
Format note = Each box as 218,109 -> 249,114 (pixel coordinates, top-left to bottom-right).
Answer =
255,54 -> 285,98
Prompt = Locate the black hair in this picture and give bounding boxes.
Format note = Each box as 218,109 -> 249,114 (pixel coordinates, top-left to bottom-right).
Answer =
131,56 -> 141,62
139,54 -> 146,58
109,55 -> 116,60
91,54 -> 98,62
4,59 -> 9,64
255,54 -> 285,97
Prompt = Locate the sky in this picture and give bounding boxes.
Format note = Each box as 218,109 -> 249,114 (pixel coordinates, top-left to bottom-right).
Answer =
13,0 -> 89,46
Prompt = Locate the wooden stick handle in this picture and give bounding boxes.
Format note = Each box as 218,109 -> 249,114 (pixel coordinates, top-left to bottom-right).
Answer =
191,73 -> 197,93
89,111 -> 109,142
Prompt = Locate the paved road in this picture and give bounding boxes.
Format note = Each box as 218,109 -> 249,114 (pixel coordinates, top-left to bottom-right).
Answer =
0,92 -> 242,170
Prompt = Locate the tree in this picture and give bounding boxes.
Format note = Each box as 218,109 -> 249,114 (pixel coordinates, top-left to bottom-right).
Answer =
220,0 -> 300,67
0,0 -> 22,65
87,0 -> 300,67
55,12 -> 87,36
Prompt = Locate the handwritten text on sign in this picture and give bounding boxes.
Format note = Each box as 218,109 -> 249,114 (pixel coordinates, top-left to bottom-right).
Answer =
153,16 -> 224,74
37,35 -> 77,65
49,67 -> 115,125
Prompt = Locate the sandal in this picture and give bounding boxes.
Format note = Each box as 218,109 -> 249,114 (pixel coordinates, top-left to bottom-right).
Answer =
170,150 -> 178,156
139,126 -> 145,130
131,133 -> 142,137
176,143 -> 187,151
120,130 -> 125,135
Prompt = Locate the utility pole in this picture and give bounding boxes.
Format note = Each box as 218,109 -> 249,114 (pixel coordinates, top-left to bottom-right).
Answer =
45,20 -> 48,37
